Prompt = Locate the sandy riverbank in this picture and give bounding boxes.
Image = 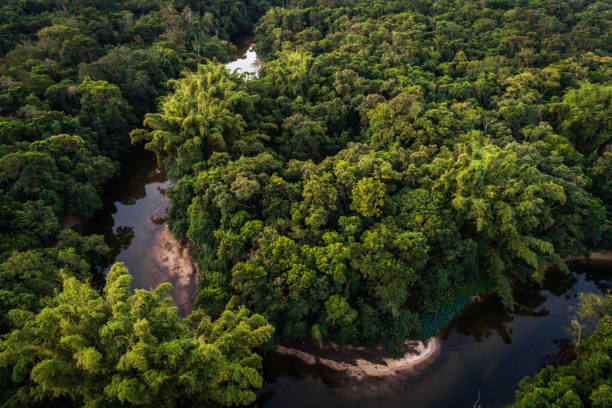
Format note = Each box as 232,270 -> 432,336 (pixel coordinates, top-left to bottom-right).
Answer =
268,251 -> 610,379
275,338 -> 440,379
153,224 -> 199,316
575,251 -> 612,261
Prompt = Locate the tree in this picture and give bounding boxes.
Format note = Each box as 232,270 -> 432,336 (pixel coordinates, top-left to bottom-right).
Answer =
427,139 -> 571,307
0,263 -> 273,407
547,83 -> 612,157
350,177 -> 385,217
132,63 -> 264,176
78,78 -> 134,157
261,50 -> 312,97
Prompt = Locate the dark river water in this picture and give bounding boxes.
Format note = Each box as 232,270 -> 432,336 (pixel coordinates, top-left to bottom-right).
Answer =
257,260 -> 611,408
82,36 -> 260,308
83,149 -> 171,293
83,38 -> 612,408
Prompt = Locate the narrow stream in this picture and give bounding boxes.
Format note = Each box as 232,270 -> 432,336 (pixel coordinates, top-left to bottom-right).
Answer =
81,39 -> 259,316
82,37 -> 612,407
83,148 -> 197,315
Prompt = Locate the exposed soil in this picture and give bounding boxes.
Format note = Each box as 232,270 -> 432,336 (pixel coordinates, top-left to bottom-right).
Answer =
153,224 -> 199,316
266,252 -> 610,379
274,338 -> 440,379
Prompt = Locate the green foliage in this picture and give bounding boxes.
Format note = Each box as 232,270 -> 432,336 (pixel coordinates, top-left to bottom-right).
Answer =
0,1 -> 282,405
133,63 -> 265,176
136,0 -> 612,351
2,0 -> 612,404
0,0 -> 282,262
547,83 -> 612,157
0,263 -> 273,407
351,177 -> 385,217
77,78 -> 134,158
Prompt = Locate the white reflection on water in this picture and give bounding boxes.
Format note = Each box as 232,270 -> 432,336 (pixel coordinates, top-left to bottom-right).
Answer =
225,42 -> 260,77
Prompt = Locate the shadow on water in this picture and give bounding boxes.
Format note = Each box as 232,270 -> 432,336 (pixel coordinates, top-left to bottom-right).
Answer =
230,33 -> 255,56
256,259 -> 612,408
83,147 -> 171,296
83,37 -> 260,316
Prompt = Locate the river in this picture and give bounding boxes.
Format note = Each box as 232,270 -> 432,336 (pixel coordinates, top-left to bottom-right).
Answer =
257,260 -> 611,407
82,38 -> 612,407
82,148 -> 197,316
82,36 -> 261,315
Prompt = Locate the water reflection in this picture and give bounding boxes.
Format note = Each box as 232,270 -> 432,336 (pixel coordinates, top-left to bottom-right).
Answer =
114,225 -> 135,251
543,338 -> 577,366
83,148 -> 171,293
226,34 -> 260,76
83,39 -> 263,316
258,259 -> 612,408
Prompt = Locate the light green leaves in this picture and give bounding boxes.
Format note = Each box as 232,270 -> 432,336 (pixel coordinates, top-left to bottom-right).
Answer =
0,263 -> 272,407
351,177 -> 385,217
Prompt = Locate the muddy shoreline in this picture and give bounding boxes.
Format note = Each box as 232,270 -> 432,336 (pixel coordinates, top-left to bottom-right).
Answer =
152,224 -> 199,316
268,251 -> 612,378
274,339 -> 440,379
141,194 -> 609,378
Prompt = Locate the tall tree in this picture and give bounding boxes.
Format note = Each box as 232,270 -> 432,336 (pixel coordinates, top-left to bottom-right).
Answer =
0,263 -> 273,407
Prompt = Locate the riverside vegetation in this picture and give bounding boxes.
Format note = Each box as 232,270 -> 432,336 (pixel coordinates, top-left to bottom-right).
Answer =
0,0 -> 611,407
0,1 -> 280,406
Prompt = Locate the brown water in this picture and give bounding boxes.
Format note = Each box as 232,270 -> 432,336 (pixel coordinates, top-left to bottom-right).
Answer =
82,36 -> 261,314
82,148 -> 198,315
87,149 -> 612,407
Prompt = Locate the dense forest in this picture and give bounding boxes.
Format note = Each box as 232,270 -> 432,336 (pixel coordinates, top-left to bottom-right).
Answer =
0,0 -> 611,407
0,0 -> 280,406
135,0 -> 612,346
